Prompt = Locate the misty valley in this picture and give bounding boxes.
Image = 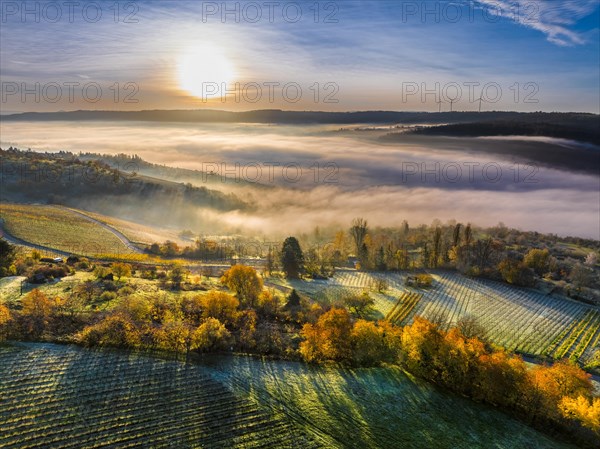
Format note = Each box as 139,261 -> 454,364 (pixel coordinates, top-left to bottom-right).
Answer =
1,1 -> 600,448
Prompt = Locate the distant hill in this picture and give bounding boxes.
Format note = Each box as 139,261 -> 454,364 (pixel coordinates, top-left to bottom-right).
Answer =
75,152 -> 267,189
2,109 -> 598,125
406,118 -> 600,145
0,148 -> 249,228
379,115 -> 600,175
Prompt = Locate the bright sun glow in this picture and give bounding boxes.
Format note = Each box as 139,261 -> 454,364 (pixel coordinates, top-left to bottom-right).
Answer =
177,45 -> 236,99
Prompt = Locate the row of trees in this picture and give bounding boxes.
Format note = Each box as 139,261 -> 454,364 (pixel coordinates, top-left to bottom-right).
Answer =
299,310 -> 599,443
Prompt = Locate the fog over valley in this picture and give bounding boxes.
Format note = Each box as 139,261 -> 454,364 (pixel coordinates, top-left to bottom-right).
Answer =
1,120 -> 598,238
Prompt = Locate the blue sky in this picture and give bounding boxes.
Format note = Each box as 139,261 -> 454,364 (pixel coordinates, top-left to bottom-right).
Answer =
1,0 -> 598,112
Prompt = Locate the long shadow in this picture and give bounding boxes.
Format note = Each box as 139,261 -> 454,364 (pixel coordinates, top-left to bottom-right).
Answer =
0,343 -> 320,448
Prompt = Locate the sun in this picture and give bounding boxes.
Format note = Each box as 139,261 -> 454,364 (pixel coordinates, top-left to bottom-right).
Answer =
177,45 -> 236,99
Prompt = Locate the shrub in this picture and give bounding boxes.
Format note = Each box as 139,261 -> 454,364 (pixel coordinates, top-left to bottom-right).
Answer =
118,285 -> 135,297
27,265 -> 70,283
416,273 -> 433,288
99,291 -> 117,303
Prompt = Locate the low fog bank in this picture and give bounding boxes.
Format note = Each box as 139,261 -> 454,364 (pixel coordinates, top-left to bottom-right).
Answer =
196,184 -> 599,239
1,121 -> 598,239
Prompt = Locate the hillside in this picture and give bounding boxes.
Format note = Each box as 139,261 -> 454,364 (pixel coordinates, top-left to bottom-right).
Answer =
74,153 -> 266,189
0,343 -> 579,449
381,131 -> 600,176
270,269 -> 600,367
0,148 -> 249,228
0,204 -> 136,257
406,119 -> 600,145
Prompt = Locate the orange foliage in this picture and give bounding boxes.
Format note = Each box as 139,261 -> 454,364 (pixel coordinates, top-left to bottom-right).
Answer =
221,265 -> 263,306
530,359 -> 593,409
0,303 -> 10,340
560,396 -> 600,434
300,308 -> 353,363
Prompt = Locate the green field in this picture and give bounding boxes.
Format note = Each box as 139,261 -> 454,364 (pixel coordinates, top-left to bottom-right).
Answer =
0,343 -> 579,449
0,204 -> 132,257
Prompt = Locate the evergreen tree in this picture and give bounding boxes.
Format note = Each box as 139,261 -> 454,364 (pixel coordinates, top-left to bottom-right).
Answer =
0,239 -> 17,277
281,237 -> 304,278
375,246 -> 386,271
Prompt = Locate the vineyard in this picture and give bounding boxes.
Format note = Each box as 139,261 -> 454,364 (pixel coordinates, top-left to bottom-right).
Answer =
285,269 -> 600,363
0,343 -> 579,449
385,292 -> 422,325
83,210 -> 187,246
544,310 -> 600,362
0,343 -> 321,449
0,204 -> 132,257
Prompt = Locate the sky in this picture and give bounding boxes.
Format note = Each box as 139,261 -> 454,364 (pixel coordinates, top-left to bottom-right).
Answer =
1,0 -> 599,113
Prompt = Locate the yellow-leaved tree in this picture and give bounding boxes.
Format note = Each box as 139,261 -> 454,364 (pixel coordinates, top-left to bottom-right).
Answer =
0,303 -> 11,340
559,396 -> 600,435
221,265 -> 263,307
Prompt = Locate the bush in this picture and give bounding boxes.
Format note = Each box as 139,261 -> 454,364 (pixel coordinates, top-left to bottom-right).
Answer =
79,313 -> 141,348
118,286 -> 135,296
27,265 -> 70,283
99,291 -> 117,303
101,280 -> 118,292
75,258 -> 90,270
416,273 -> 433,288
192,318 -> 231,352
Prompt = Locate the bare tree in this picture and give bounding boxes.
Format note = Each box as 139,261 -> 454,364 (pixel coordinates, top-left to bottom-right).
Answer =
350,218 -> 368,255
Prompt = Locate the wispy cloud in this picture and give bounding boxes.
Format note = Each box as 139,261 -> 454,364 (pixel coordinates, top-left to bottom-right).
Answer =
0,1 -> 598,112
478,0 -> 599,46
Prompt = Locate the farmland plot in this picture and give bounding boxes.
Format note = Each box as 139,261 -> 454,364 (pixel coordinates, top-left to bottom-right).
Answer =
410,272 -> 594,358
83,210 -> 188,246
0,343 -> 321,449
0,204 -> 132,257
386,292 -> 423,325
0,343 -> 579,449
545,310 -> 600,362
285,269 -> 598,362
275,270 -> 407,318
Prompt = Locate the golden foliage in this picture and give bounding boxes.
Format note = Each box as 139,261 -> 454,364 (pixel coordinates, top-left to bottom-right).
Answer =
560,396 -> 600,434
221,265 -> 263,306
